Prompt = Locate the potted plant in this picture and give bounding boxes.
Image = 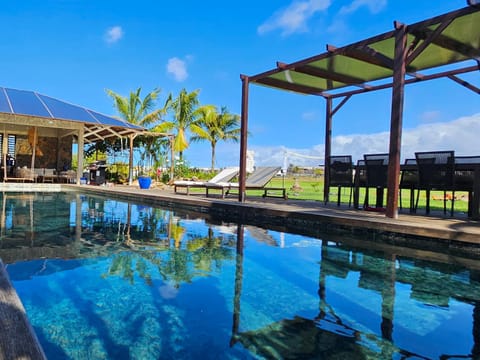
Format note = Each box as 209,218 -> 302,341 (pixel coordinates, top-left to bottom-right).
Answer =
138,174 -> 152,189
137,162 -> 152,189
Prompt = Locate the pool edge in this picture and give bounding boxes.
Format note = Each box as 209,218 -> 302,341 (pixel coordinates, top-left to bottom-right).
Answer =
0,260 -> 46,360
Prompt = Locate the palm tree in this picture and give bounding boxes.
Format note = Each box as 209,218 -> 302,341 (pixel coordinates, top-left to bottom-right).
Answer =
106,87 -> 171,183
154,88 -> 200,163
190,106 -> 241,171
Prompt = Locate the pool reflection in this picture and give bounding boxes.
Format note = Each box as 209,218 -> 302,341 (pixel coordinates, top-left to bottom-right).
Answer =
231,226 -> 480,359
1,192 -> 480,359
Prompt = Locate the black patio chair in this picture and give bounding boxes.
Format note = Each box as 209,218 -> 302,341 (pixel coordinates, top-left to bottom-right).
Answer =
454,155 -> 480,217
363,153 -> 389,209
326,155 -> 354,206
399,158 -> 418,213
414,150 -> 455,216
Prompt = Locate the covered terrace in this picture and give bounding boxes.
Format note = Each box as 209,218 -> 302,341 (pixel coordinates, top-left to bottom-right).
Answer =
237,3 -> 480,219
0,87 -> 159,184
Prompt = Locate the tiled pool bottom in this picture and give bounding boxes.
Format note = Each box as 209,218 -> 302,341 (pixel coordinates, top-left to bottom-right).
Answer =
2,192 -> 480,359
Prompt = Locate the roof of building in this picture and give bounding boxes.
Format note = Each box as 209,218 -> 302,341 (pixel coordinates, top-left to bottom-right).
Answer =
0,87 -> 145,142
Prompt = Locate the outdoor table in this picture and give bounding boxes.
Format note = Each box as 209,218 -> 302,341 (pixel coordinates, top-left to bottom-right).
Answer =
456,162 -> 480,220
353,162 -> 480,220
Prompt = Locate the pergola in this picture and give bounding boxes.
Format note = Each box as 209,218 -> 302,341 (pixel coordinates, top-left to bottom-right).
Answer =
238,3 -> 480,218
0,87 -> 169,184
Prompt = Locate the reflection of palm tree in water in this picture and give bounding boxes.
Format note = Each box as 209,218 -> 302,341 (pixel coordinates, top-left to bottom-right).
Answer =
104,212 -> 234,288
167,214 -> 185,249
187,226 -> 235,273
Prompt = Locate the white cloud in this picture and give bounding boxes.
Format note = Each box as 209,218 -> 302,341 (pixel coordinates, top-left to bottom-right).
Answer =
104,26 -> 124,44
249,113 -> 480,166
420,110 -> 441,123
301,111 -> 318,121
326,18 -> 348,36
340,0 -> 387,15
166,57 -> 188,82
258,0 -> 331,36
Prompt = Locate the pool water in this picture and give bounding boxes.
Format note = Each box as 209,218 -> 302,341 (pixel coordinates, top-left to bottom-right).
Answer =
2,192 -> 480,359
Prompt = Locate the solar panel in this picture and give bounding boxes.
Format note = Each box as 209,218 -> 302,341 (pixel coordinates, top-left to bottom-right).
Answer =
38,94 -> 96,123
5,88 -> 51,118
0,89 -> 12,113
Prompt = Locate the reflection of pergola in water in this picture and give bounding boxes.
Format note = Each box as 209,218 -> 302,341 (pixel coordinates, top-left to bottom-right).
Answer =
230,225 -> 480,359
237,4 -> 480,219
0,87 -> 173,183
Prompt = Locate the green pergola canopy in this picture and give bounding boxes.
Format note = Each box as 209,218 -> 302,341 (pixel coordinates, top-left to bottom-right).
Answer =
238,4 -> 480,218
250,5 -> 480,97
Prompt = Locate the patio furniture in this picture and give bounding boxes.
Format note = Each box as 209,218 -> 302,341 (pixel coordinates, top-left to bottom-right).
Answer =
454,155 -> 480,217
206,166 -> 285,199
58,170 -> 77,183
173,167 -> 239,195
414,150 -> 455,216
363,153 -> 389,209
326,155 -> 354,207
352,159 -> 367,209
4,166 -> 36,182
42,168 -> 57,183
399,159 -> 418,213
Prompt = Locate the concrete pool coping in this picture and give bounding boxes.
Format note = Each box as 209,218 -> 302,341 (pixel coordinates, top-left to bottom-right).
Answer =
0,260 -> 46,360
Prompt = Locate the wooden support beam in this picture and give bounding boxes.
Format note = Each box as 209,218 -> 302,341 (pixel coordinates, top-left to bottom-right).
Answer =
386,22 -> 407,219
239,75 -> 250,202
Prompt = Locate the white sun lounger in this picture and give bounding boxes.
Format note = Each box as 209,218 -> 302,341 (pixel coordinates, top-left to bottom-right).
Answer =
173,167 -> 239,195
205,166 -> 286,199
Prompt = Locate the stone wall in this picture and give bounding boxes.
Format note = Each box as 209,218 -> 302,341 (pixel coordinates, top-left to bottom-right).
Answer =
14,135 -> 73,170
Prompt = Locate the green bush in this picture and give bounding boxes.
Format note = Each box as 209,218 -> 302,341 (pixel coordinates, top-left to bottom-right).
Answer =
161,173 -> 170,183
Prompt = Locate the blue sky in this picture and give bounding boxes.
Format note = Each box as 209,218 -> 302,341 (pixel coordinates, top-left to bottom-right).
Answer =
1,0 -> 478,169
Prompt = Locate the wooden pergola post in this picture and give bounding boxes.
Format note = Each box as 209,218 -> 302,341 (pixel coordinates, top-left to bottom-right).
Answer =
128,134 -> 135,185
77,126 -> 84,184
323,97 -> 333,203
386,21 -> 407,219
239,75 -> 249,202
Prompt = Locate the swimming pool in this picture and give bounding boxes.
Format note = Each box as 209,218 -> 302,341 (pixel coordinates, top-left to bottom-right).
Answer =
2,192 -> 480,359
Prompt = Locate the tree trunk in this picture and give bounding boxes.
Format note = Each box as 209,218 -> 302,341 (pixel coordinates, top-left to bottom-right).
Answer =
211,143 -> 216,171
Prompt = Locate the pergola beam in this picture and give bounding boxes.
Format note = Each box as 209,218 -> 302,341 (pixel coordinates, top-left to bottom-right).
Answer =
255,77 -> 325,95
406,18 -> 455,65
448,74 -> 480,94
410,26 -> 480,60
278,61 -> 367,87
328,44 -> 394,70
326,64 -> 479,98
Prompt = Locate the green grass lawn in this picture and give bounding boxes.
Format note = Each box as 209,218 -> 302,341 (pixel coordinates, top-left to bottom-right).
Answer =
180,175 -> 469,214
264,176 -> 469,214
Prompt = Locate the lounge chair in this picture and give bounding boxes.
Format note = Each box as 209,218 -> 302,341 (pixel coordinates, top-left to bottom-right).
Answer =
173,167 -> 239,195
206,166 -> 286,199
